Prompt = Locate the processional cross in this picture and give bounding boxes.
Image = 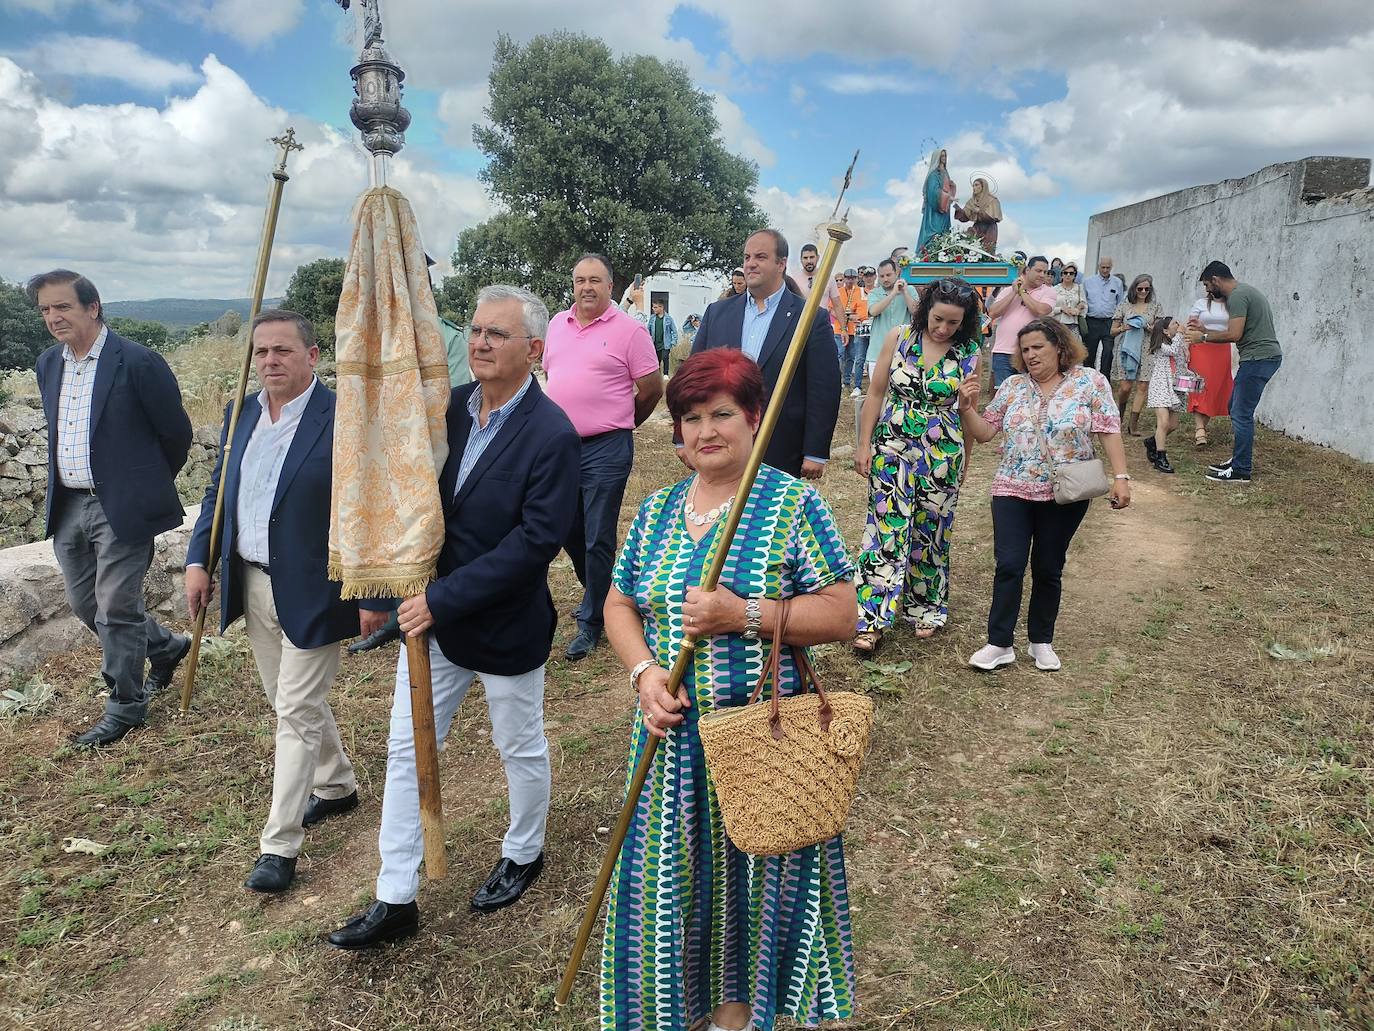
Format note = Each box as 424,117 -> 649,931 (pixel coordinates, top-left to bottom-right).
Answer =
269,127 -> 304,176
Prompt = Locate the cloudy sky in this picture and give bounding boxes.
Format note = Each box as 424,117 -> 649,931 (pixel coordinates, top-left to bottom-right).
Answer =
2,0 -> 1372,301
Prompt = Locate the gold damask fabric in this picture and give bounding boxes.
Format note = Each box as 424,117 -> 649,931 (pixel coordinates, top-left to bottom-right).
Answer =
328,186 -> 450,599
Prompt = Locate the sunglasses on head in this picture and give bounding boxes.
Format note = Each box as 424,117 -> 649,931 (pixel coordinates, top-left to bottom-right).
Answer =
932,277 -> 974,300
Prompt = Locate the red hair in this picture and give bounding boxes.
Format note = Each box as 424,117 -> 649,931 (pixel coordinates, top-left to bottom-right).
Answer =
666,349 -> 765,431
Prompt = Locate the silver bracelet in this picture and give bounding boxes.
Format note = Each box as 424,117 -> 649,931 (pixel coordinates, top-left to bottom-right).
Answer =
629,659 -> 656,692
743,597 -> 763,641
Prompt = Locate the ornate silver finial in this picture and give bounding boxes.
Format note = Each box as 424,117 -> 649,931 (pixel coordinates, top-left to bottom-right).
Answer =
336,0 -> 410,171
269,127 -> 304,176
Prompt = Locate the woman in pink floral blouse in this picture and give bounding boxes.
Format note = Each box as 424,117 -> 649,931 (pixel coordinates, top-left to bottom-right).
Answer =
957,318 -> 1131,673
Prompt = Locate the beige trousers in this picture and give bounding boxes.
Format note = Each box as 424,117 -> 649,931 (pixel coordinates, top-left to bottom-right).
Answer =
243,566 -> 356,858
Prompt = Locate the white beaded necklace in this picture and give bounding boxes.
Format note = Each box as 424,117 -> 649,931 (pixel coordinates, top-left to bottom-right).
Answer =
684,480 -> 735,527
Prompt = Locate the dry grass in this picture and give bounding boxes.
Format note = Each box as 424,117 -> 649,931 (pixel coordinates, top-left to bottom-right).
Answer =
165,336 -> 250,429
0,379 -> 1371,1030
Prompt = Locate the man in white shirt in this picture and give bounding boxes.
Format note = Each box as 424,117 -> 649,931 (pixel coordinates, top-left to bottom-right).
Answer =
185,310 -> 366,893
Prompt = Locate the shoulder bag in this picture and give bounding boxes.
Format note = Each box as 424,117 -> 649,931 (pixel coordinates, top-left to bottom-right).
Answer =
1032,389 -> 1110,504
698,601 -> 874,856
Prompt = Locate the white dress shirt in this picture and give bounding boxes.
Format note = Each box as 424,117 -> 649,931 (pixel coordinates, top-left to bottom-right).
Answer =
55,325 -> 108,489
235,379 -> 318,566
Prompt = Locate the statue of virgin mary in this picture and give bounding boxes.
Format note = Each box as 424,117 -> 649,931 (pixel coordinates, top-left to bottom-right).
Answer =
916,147 -> 957,254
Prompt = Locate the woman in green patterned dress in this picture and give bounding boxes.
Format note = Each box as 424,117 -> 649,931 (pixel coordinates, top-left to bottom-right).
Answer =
600,348 -> 858,1031
851,278 -> 982,653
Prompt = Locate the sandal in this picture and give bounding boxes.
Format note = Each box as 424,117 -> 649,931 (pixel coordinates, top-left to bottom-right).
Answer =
1194,427 -> 1208,447
852,630 -> 881,655
912,625 -> 938,640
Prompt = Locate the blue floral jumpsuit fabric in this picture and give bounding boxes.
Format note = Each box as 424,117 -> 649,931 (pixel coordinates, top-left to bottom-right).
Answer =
857,328 -> 979,631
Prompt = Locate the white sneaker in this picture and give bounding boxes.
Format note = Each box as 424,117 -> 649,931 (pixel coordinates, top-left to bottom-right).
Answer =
849,387 -> 862,398
969,644 -> 1015,671
1027,642 -> 1061,671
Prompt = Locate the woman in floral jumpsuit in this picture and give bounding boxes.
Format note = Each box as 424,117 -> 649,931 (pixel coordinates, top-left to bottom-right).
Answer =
852,277 -> 982,652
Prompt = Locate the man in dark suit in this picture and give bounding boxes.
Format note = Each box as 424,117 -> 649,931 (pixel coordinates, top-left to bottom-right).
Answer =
329,284 -> 581,950
184,309 -> 365,894
691,229 -> 841,478
30,269 -> 193,747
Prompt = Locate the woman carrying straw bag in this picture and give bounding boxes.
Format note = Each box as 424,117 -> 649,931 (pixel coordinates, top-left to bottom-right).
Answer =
599,348 -> 859,1031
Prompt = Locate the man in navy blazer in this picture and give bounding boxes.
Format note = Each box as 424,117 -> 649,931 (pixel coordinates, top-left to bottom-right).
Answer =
691,229 -> 841,478
30,269 -> 193,748
329,285 -> 581,950
185,310 -> 363,894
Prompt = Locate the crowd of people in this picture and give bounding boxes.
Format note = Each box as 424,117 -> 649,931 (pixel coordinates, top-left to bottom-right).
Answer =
23,228 -> 1282,1030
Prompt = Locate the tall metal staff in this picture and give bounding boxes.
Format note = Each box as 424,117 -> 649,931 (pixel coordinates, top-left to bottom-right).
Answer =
556,153 -> 860,1005
179,128 -> 303,713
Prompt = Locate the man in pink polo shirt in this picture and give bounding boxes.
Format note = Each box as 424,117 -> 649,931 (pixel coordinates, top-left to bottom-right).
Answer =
544,253 -> 663,660
986,254 -> 1056,388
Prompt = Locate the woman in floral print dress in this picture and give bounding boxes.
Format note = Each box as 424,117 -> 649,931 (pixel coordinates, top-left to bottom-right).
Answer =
852,277 -> 983,652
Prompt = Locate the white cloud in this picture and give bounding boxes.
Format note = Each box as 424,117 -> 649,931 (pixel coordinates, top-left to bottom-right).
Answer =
0,55 -> 490,298
1006,30 -> 1374,198
823,72 -> 920,95
436,83 -> 488,150
13,34 -> 199,90
0,0 -> 138,23
161,0 -> 307,47
711,92 -> 775,169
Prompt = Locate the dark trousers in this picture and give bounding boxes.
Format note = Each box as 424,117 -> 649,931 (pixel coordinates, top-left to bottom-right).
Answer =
987,496 -> 1089,647
1228,357 -> 1281,476
51,490 -> 181,725
564,429 -> 634,637
658,348 -> 671,376
1083,317 -> 1114,378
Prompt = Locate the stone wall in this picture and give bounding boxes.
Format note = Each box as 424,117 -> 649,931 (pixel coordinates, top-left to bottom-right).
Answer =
0,399 -> 218,548
1085,155 -> 1374,463
0,505 -> 201,672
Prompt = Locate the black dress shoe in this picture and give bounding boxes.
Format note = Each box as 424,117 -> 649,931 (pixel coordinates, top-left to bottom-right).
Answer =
564,630 -> 599,662
145,634 -> 192,697
303,789 -> 359,828
327,900 -> 419,949
244,853 -> 296,893
471,853 -> 544,913
347,614 -> 401,654
72,714 -> 139,747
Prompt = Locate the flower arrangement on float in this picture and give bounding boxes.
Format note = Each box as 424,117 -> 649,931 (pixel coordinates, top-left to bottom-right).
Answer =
914,229 -> 1005,264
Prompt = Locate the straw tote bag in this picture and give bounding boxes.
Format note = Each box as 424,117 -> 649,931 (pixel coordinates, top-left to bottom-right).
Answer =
698,601 -> 874,856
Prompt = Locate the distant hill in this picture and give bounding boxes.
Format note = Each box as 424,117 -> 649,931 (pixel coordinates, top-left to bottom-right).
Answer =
103,297 -> 283,329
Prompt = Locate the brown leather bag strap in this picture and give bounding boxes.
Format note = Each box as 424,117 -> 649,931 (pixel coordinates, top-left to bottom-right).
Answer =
746,598 -> 790,707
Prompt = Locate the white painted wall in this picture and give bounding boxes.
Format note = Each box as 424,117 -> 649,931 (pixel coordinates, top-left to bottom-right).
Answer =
1085,157 -> 1374,462
642,271 -> 720,324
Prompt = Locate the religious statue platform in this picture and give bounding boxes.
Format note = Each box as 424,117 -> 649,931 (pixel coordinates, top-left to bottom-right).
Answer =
899,260 -> 1018,287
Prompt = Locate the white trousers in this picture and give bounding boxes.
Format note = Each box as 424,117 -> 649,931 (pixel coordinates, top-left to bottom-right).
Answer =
375,637 -> 550,905
242,566 -> 356,858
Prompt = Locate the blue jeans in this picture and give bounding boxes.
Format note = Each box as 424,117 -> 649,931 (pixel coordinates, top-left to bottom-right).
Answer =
849,335 -> 869,388
564,430 -> 634,636
1229,357 -> 1281,476
840,336 -> 864,387
991,352 -> 1016,389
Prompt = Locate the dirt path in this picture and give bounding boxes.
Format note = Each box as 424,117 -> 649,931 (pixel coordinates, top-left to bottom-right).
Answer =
3,400 -> 1370,1031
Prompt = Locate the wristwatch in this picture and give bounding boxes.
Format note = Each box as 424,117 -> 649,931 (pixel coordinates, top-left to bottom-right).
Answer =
629,659 -> 656,692
743,597 -> 763,641
1202,332 -> 1209,342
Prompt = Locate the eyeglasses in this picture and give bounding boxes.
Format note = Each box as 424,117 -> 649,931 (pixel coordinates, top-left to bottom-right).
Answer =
469,325 -> 532,347
932,277 -> 974,300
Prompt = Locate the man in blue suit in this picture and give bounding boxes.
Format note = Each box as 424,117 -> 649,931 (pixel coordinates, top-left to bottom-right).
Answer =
185,309 -> 364,894
329,284 -> 581,949
30,269 -> 193,747
691,229 -> 841,478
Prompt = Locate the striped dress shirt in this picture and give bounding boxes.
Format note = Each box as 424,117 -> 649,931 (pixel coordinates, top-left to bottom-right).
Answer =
55,326 -> 108,489
455,376 -> 533,494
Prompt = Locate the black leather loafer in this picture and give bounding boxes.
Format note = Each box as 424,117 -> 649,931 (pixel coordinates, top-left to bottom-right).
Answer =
326,900 -> 419,949
72,714 -> 139,748
564,631 -> 598,662
471,853 -> 544,913
145,635 -> 192,697
303,790 -> 359,828
244,854 -> 296,893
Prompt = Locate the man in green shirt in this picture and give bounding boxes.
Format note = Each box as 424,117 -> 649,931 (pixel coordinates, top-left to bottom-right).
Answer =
1185,261 -> 1282,484
646,299 -> 678,376
863,258 -> 917,387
